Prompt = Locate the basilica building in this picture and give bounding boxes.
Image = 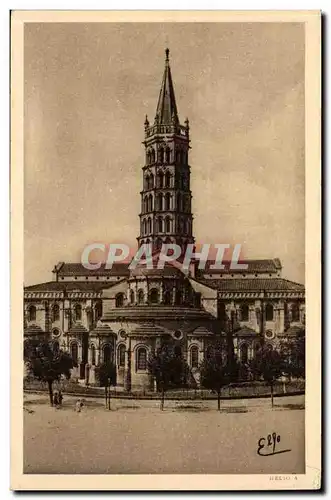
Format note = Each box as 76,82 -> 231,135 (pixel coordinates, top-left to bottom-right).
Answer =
24,50 -> 305,390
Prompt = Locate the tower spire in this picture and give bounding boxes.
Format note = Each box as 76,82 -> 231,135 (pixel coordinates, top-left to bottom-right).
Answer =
155,48 -> 179,125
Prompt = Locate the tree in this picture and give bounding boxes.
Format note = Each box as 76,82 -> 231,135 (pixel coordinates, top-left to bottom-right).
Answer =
200,344 -> 238,410
148,341 -> 189,410
24,338 -> 77,406
249,345 -> 284,407
97,362 -> 117,410
280,331 -> 305,380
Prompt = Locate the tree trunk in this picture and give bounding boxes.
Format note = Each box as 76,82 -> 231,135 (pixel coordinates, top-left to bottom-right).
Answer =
105,385 -> 108,409
270,382 -> 274,408
160,387 -> 165,411
217,389 -> 221,411
48,380 -> 53,407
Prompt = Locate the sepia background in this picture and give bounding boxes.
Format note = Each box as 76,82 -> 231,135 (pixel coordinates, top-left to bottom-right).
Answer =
24,22 -> 305,286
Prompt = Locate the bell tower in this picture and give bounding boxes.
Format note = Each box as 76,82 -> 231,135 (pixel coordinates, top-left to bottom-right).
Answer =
138,49 -> 195,254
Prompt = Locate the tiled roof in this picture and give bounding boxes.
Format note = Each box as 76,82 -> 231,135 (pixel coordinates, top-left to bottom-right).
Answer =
24,281 -> 122,292
68,323 -> 88,335
235,327 -> 257,337
102,305 -> 215,322
55,262 -> 130,277
198,258 -> 282,275
90,324 -> 116,336
131,323 -> 169,336
197,278 -> 304,292
24,324 -> 45,336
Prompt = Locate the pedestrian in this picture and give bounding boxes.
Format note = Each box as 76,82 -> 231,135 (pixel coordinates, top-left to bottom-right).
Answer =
58,390 -> 63,407
75,399 -> 84,412
53,391 -> 59,409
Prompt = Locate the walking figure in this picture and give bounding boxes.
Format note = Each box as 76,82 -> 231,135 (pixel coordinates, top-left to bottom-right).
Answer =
75,399 -> 84,412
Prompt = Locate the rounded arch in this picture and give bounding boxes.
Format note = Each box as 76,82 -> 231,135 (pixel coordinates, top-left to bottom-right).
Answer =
149,288 -> 159,304
94,301 -> 102,322
291,303 -> 300,322
136,345 -> 148,371
240,343 -> 249,364
70,341 -> 78,364
103,344 -> 112,364
28,305 -> 36,322
190,345 -> 199,368
157,216 -> 163,233
117,343 -> 126,367
165,216 -> 171,233
137,289 -> 145,304
240,303 -> 249,322
147,217 -> 152,234
52,303 -> 60,322
156,193 -> 163,211
115,293 -> 125,308
158,146 -> 164,163
74,303 -> 82,321
90,344 -> 96,365
157,170 -> 164,188
164,192 -> 171,210
265,303 -> 274,321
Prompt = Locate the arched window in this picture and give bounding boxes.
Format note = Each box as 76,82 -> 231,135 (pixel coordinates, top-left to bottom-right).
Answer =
146,151 -> 151,165
28,305 -> 36,322
115,293 -> 124,308
265,304 -> 274,321
137,347 -> 147,371
74,304 -> 82,321
137,289 -> 144,304
103,345 -> 112,364
190,346 -> 199,368
158,147 -> 164,163
165,192 -> 171,210
71,342 -> 78,364
151,149 -> 155,164
241,304 -> 249,321
143,196 -> 148,212
149,288 -> 159,304
165,148 -> 171,164
147,217 -> 152,234
157,171 -> 164,188
149,173 -> 154,189
157,193 -> 163,211
148,194 -> 153,212
53,341 -> 59,354
130,289 -> 135,304
52,304 -> 60,322
165,217 -> 171,233
291,303 -> 300,322
145,175 -> 150,190
240,344 -> 248,364
118,344 -> 126,367
157,216 -> 163,233
163,290 -> 171,305
90,344 -> 96,365
143,219 -> 147,235
95,301 -> 102,321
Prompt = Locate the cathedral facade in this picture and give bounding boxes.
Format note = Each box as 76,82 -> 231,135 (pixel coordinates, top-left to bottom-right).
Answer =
24,50 -> 305,390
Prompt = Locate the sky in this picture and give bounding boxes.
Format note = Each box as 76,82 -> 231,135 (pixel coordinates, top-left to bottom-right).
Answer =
24,22 -> 305,285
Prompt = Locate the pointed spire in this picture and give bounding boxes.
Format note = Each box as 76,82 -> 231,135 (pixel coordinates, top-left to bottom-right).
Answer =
155,49 -> 179,125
